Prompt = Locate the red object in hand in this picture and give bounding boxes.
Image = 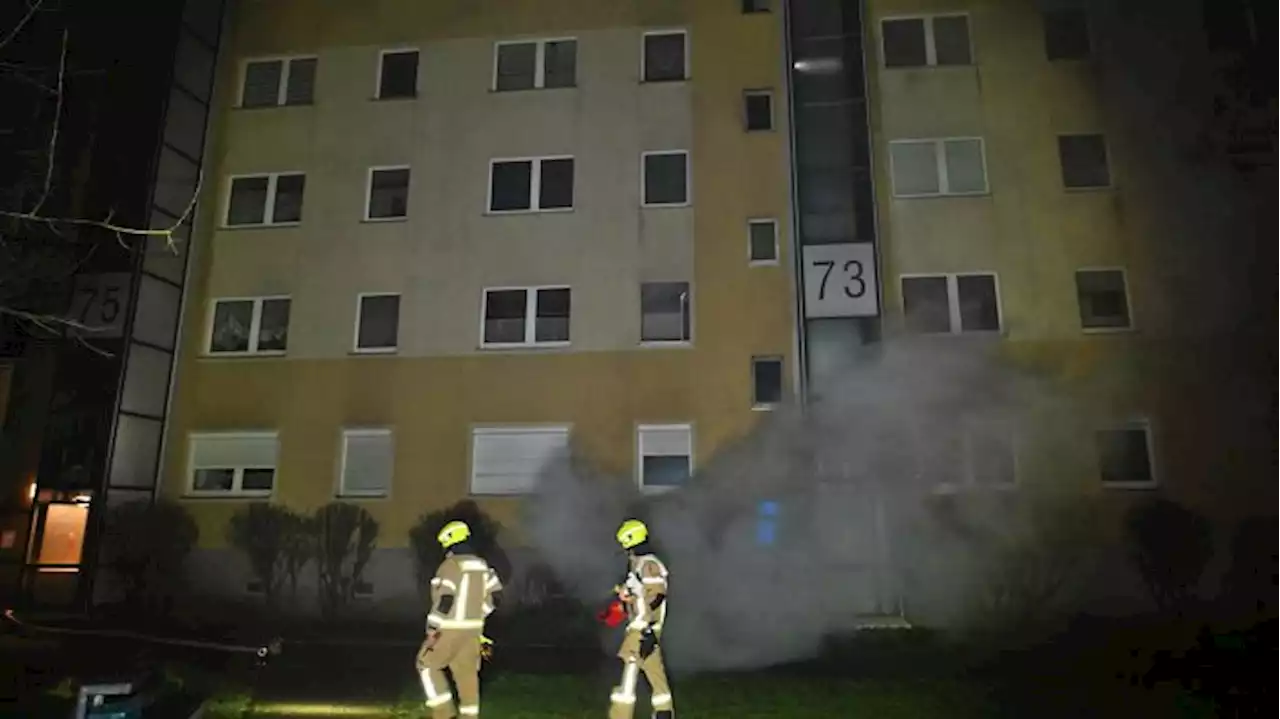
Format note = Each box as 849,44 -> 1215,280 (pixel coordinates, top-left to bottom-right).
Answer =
597,599 -> 626,627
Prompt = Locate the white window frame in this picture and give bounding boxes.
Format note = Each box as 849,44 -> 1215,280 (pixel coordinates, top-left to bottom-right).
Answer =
352,292 -> 401,354
640,150 -> 692,208
375,47 -> 420,99
479,285 -> 572,349
898,272 -> 1003,335
1076,266 -> 1135,334
639,281 -> 693,347
223,172 -> 305,227
469,424 -> 572,496
204,295 -> 291,356
879,13 -> 974,68
486,155 -> 576,214
888,137 -> 989,198
932,420 -> 1019,493
1057,132 -> 1114,191
337,427 -> 393,499
1097,418 -> 1158,490
641,29 -> 690,82
751,356 -> 785,411
636,423 -> 694,494
747,218 -> 780,265
186,431 -> 278,498
363,165 -> 411,222
743,89 -> 775,131
237,55 -> 318,108
491,37 -> 577,91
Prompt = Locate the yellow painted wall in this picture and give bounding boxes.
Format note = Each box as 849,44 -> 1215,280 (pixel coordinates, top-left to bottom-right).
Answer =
163,0 -> 795,548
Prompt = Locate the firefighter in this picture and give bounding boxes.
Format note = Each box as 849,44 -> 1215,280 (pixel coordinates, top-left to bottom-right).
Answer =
608,518 -> 674,719
416,520 -> 503,718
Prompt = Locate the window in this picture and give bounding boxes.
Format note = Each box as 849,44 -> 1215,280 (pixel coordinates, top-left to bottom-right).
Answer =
640,282 -> 691,343
901,274 -> 1000,334
225,173 -> 305,226
638,424 -> 693,491
377,49 -> 418,99
339,429 -> 393,497
1075,269 -> 1131,330
752,357 -> 784,408
642,30 -> 688,82
494,39 -> 577,90
481,287 -> 571,347
744,90 -> 774,131
207,297 -> 291,355
748,219 -> 779,264
188,432 -> 278,496
240,57 -> 316,108
742,0 -> 771,13
1096,421 -> 1156,488
889,139 -> 987,197
882,15 -> 971,68
642,151 -> 690,206
1043,8 -> 1091,60
470,426 -> 570,495
365,167 -> 410,220
1058,134 -> 1110,189
354,293 -> 400,352
488,157 -> 575,212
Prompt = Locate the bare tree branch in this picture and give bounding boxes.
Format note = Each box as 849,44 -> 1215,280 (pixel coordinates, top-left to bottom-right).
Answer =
0,305 -> 110,333
29,26 -> 66,217
0,0 -> 45,53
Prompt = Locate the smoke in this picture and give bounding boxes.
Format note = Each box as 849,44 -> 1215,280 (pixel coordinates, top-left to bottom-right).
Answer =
521,340 -> 1102,674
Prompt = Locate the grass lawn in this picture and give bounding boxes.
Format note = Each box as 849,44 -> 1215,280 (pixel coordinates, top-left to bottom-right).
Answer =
208,674 -> 995,719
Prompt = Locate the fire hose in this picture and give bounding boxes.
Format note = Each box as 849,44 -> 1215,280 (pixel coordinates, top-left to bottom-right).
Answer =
3,608 -> 283,663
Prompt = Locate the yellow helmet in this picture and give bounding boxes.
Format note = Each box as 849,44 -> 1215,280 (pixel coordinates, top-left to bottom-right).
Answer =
437,520 -> 471,549
616,519 -> 648,550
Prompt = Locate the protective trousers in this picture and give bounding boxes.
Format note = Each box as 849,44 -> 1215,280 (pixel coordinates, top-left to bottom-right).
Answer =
609,645 -> 674,719
416,628 -> 482,718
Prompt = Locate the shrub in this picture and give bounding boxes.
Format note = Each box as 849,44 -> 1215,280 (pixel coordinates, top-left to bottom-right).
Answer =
1221,515 -> 1277,620
409,500 -> 509,598
1124,498 -> 1213,616
313,502 -> 379,618
226,503 -> 314,607
100,499 -> 198,612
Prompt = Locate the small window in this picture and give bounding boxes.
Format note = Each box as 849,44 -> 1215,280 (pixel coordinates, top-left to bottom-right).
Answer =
882,15 -> 971,68
1096,422 -> 1155,488
481,287 -> 571,347
339,429 -> 393,497
226,173 -> 306,226
1043,8 -> 1091,60
640,281 -> 691,343
471,426 -> 570,495
1075,269 -> 1131,330
744,90 -> 774,131
748,219 -> 779,264
365,167 -> 410,220
752,357 -> 784,408
643,31 -> 688,82
638,424 -> 693,491
377,49 -> 419,99
642,151 -> 690,206
240,57 -> 316,108
742,0 -> 771,13
1058,134 -> 1110,189
189,432 -> 278,496
208,297 -> 291,355
889,139 -> 987,197
901,273 -> 1000,334
495,39 -> 577,91
488,157 -> 575,212
354,293 -> 400,352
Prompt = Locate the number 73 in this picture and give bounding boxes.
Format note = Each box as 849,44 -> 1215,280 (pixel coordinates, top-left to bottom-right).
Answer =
814,259 -> 866,300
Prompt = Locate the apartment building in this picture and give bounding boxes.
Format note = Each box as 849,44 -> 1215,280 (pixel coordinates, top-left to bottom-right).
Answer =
160,0 -> 794,605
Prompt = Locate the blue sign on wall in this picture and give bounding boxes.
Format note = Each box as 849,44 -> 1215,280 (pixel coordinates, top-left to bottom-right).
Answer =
756,501 -> 779,546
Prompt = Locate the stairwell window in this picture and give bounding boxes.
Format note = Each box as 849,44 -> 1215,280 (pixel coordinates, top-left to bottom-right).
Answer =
240,56 -> 316,107
225,173 -> 305,226
889,139 -> 987,197
207,297 -> 291,355
481,287 -> 571,347
882,15 -> 972,68
901,273 -> 1001,334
